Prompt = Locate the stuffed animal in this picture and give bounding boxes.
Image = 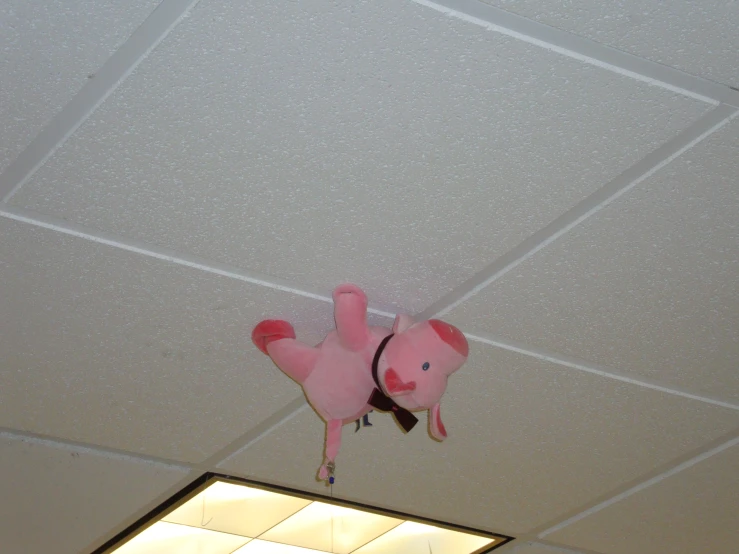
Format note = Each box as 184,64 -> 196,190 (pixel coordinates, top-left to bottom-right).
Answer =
252,284 -> 469,482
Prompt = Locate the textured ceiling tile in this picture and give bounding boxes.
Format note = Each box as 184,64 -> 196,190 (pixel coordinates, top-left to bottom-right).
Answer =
507,544 -> 579,554
10,0 -> 709,313
0,433 -> 188,554
447,116 -> 739,401
481,0 -> 739,87
548,442 -> 739,554
220,341 -> 739,533
0,217 -> 351,462
0,0 -> 159,173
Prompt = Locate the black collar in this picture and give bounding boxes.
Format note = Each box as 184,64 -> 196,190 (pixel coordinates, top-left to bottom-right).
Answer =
368,333 -> 418,433
371,333 -> 394,390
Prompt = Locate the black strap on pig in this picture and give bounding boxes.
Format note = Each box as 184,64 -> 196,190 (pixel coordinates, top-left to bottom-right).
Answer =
368,333 -> 418,433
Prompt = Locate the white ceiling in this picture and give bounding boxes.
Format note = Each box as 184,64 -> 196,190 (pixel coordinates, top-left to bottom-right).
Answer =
0,0 -> 160,174
0,1 -> 737,554
0,433 -> 187,554
480,0 -> 739,87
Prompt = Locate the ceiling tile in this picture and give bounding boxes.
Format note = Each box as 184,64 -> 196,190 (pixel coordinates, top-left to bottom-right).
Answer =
0,432 -> 187,554
480,0 -> 739,87
0,0 -> 159,174
0,217 -> 354,462
548,442 -> 739,554
220,341 -> 739,533
446,116 -> 739,401
507,544 -> 576,554
9,0 -> 709,313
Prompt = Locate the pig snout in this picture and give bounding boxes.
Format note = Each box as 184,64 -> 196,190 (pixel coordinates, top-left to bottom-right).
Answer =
429,319 -> 469,357
384,367 -> 416,395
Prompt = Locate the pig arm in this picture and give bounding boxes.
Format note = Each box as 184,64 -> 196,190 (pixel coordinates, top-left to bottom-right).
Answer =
332,284 -> 371,351
318,419 -> 343,481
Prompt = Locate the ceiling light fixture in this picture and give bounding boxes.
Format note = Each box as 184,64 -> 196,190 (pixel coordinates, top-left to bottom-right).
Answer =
94,473 -> 512,554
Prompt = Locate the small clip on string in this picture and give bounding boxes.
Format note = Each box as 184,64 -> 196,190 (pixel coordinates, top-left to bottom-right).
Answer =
327,461 -> 336,553
327,461 -> 336,486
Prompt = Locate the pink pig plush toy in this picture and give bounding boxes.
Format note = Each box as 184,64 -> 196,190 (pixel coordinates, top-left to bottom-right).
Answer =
252,284 -> 469,482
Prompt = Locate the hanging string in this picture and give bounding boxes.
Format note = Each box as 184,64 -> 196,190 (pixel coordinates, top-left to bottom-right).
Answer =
327,461 -> 336,554
330,472 -> 334,554
200,489 -> 213,526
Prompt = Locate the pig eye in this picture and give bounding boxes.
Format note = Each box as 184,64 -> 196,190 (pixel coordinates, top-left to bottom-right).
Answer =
422,362 -> 430,371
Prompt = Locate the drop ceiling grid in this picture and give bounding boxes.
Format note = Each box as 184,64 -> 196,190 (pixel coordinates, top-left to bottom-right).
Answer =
538,434 -> 739,542
1,0 -> 736,448
2,0 -> 737,205
444,108 -> 739,401
501,543 -> 595,554
0,0 -> 164,178
0,2 -> 728,300
413,0 -> 737,105
0,2 -> 737,553
2,104 -> 737,412
0,0 -> 734,454
466,332 -> 739,412
0,0 -> 735,207
474,0 -> 739,91
0,0 -> 201,203
531,432 -> 739,549
0,214 -> 379,462
4,417 -> 734,554
418,103 -> 739,322
506,543 -> 606,554
218,344 -> 739,536
1,383 -> 735,554
544,439 -> 739,554
3,1 -> 718,317
0,431 -> 192,554
3,177 -> 738,414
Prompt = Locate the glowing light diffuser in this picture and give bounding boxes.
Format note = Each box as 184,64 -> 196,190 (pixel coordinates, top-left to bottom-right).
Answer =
164,481 -> 310,537
113,521 -> 250,554
101,474 -> 510,554
260,500 -> 402,553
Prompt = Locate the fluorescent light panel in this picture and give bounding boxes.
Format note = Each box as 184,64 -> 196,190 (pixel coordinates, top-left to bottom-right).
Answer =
113,521 -> 251,554
107,476 -> 507,553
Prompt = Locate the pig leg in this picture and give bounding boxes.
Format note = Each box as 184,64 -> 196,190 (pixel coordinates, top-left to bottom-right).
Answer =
253,320 -> 319,384
318,419 -> 343,481
266,338 -> 320,385
332,284 -> 371,351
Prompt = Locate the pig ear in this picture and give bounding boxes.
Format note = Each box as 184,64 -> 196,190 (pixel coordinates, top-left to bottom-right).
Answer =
429,403 -> 447,441
392,314 -> 414,334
